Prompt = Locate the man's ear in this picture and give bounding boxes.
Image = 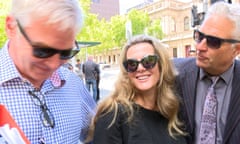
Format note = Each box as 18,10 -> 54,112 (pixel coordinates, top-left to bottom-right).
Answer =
5,15 -> 17,38
233,43 -> 240,57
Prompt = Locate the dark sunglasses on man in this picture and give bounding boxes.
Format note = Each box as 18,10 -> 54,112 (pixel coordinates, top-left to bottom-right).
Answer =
123,55 -> 159,73
193,29 -> 240,49
16,19 -> 80,60
28,90 -> 55,128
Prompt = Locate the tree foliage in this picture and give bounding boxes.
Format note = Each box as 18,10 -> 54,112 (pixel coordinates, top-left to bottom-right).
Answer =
0,16 -> 7,47
146,19 -> 164,39
127,9 -> 150,35
0,1 -> 10,47
76,4 -> 163,58
0,0 -> 164,54
109,15 -> 126,47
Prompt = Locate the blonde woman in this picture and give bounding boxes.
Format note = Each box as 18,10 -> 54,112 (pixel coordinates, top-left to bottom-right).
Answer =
89,34 -> 186,144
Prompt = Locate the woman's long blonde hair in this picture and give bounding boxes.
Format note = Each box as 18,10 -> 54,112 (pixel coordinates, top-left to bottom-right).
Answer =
86,34 -> 185,142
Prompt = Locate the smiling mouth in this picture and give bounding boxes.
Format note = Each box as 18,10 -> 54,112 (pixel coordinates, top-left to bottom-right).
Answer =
136,75 -> 150,80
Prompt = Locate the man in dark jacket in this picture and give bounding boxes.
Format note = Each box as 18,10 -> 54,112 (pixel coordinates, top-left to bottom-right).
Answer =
83,56 -> 100,102
174,2 -> 240,144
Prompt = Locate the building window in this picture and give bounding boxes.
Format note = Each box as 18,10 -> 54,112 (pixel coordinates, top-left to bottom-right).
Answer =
173,48 -> 177,57
161,16 -> 176,34
170,17 -> 176,32
184,16 -> 189,31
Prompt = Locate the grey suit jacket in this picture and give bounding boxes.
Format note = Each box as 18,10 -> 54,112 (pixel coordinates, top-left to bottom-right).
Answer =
174,58 -> 240,144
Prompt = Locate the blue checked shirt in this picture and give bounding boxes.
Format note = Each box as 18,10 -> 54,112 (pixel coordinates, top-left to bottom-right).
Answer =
0,42 -> 96,144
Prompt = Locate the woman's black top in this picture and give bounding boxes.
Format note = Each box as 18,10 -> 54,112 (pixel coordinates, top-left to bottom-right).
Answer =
93,104 -> 187,144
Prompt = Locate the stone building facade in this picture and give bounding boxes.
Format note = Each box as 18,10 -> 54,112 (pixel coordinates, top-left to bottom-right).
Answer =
95,0 -> 240,64
139,0 -> 194,58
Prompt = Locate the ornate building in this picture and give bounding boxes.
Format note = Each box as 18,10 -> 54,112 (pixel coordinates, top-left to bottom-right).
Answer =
139,0 -> 193,58
138,0 -> 240,58
95,0 -> 240,64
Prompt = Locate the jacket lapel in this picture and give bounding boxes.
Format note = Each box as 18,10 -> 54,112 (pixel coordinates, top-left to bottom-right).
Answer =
180,62 -> 199,133
223,61 -> 240,143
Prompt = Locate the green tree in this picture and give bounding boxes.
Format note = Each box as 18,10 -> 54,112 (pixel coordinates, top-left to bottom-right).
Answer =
109,15 -> 127,47
0,0 -> 164,53
127,9 -> 150,35
77,8 -> 164,57
0,1 -> 10,47
0,16 -> 7,47
79,0 -> 91,13
146,19 -> 164,39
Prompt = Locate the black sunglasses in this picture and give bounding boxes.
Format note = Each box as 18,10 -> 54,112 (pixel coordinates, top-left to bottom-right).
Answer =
123,55 -> 159,73
193,29 -> 240,49
16,19 -> 80,60
28,90 -> 55,128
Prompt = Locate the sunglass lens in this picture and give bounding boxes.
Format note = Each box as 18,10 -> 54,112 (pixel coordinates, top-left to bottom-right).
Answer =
33,47 -> 56,58
124,59 -> 138,72
60,50 -> 73,59
60,50 -> 79,60
206,36 -> 221,49
142,55 -> 157,69
41,109 -> 55,128
198,32 -> 205,42
194,30 -> 222,49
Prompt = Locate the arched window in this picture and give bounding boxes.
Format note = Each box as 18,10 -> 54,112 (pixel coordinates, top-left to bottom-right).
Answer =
161,16 -> 176,34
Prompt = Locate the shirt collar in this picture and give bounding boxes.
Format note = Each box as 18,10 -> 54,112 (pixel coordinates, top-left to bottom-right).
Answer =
49,69 -> 65,88
199,62 -> 234,84
0,41 -> 21,84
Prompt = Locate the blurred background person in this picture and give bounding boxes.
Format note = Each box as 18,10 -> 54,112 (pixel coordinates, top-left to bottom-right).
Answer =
188,49 -> 196,57
83,56 -> 100,102
75,58 -> 84,80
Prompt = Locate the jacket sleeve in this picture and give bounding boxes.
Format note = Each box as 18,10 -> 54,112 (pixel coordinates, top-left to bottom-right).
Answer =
95,64 -> 100,74
82,64 -> 85,74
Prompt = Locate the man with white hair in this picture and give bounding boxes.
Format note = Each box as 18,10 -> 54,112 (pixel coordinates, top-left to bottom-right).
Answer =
0,0 -> 96,143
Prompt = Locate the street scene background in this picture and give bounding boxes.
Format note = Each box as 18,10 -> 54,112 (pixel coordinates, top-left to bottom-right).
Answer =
87,65 -> 120,101
99,66 -> 119,100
